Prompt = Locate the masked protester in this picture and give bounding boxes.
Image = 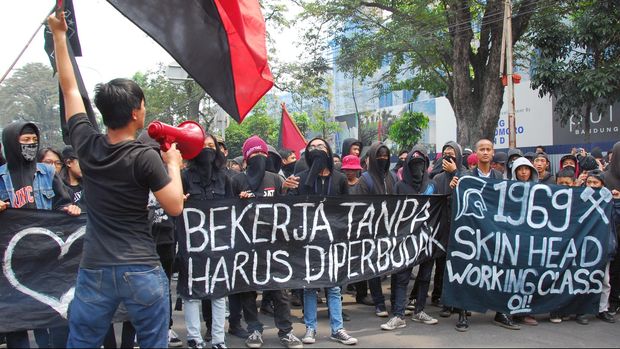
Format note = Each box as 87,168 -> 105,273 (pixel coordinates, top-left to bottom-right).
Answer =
231,135 -> 303,349
351,142 -> 397,318
381,146 -> 438,332
0,122 -> 80,348
279,148 -> 297,178
266,145 -> 283,175
287,137 -> 357,345
605,141 -> 620,316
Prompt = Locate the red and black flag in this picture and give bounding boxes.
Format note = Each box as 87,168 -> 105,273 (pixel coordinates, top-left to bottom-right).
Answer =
278,103 -> 306,159
44,0 -> 100,144
107,0 -> 274,124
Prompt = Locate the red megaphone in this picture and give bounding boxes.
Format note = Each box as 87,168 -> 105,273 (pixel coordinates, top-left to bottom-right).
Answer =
147,120 -> 205,160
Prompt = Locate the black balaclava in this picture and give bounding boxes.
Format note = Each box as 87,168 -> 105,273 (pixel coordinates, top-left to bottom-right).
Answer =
408,158 -> 426,191
246,155 -> 267,192
305,149 -> 330,187
376,147 -> 390,173
282,161 -> 296,177
193,148 -> 216,184
266,149 -> 282,174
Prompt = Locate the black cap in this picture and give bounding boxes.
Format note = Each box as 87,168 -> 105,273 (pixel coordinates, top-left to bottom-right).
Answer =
61,146 -> 77,161
579,155 -> 599,171
587,169 -> 605,185
591,146 -> 603,159
492,152 -> 507,164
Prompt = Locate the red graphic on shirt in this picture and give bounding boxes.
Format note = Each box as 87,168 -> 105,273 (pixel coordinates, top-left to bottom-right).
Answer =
263,187 -> 276,197
11,186 -> 35,208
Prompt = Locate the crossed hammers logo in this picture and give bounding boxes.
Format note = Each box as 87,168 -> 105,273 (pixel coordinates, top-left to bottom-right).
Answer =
578,187 -> 612,224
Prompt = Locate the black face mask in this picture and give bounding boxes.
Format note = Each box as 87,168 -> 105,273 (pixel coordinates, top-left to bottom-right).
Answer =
246,155 -> 267,191
266,154 -> 281,174
282,162 -> 296,176
376,158 -> 389,173
193,148 -> 216,182
443,155 -> 457,164
305,149 -> 331,188
409,160 -> 425,180
21,143 -> 38,162
394,159 -> 405,170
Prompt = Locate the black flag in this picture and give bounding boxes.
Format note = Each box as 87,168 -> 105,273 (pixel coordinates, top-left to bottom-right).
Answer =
44,0 -> 99,144
107,0 -> 274,123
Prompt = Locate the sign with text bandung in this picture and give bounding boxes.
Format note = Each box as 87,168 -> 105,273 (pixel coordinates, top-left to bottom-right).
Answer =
177,195 -> 449,299
442,176 -> 611,315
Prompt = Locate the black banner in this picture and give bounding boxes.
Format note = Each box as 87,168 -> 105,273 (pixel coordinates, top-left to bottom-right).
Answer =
0,209 -> 86,332
177,195 -> 449,298
442,176 -> 611,315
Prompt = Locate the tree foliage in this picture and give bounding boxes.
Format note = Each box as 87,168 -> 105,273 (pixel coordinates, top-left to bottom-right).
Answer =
0,63 -> 63,149
527,0 -> 620,126
225,99 -> 279,158
299,0 -> 540,146
388,111 -> 429,150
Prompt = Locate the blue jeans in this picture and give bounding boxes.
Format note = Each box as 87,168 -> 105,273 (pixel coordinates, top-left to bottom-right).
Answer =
304,287 -> 343,334
67,265 -> 170,348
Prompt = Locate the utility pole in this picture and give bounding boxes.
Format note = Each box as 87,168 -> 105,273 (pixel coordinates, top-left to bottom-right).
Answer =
500,0 -> 517,148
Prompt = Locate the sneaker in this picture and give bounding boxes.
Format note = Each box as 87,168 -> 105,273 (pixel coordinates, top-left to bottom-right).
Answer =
493,313 -> 520,330
515,315 -> 538,326
412,310 -> 438,325
279,332 -> 303,349
431,297 -> 441,307
169,329 -> 183,347
245,330 -> 263,349
204,327 -> 212,342
439,306 -> 453,318
188,340 -> 208,349
404,309 -> 413,316
575,314 -> 589,325
381,316 -> 407,331
228,325 -> 250,339
302,328 -> 316,344
342,311 -> 351,322
549,313 -> 562,324
596,311 -> 616,323
406,299 -> 416,310
375,304 -> 389,317
356,295 -> 374,306
212,344 -> 227,349
330,329 -> 358,345
609,304 -> 619,316
455,310 -> 469,332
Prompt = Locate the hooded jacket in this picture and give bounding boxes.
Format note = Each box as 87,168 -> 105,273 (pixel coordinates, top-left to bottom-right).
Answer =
0,121 -> 70,210
433,141 -> 466,194
352,141 -> 396,195
511,157 -> 538,183
605,141 -> 620,191
291,137 -> 348,195
266,145 -> 283,175
505,148 -> 523,180
395,145 -> 435,195
341,138 -> 362,157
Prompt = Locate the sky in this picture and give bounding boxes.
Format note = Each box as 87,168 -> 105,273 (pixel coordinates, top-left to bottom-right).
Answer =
0,0 -> 303,95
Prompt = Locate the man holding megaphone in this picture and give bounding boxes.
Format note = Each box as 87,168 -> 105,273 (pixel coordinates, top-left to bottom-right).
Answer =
48,12 -> 184,348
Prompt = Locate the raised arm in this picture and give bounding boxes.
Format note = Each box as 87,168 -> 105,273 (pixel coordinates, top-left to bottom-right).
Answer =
48,12 -> 85,121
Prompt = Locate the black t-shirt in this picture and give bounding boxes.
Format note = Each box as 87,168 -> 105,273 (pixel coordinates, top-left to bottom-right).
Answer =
64,181 -> 86,211
10,172 -> 70,210
68,114 -> 171,267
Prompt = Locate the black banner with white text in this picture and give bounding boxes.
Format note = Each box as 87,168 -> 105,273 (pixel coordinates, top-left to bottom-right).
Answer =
177,195 -> 449,298
442,176 -> 612,315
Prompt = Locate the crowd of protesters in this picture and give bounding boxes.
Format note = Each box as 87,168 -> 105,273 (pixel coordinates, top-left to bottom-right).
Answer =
0,11 -> 618,349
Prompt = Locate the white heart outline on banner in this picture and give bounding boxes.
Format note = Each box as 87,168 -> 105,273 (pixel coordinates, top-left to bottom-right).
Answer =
2,226 -> 86,319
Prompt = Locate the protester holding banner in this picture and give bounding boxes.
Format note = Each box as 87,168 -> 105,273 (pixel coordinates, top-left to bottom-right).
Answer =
287,137 -> 357,346
179,132 -> 231,349
604,141 -> 620,316
351,141 -> 398,318
0,121 -> 80,348
38,147 -> 64,175
231,135 -> 303,349
381,145 -> 438,331
451,139 -> 520,331
48,12 -> 184,348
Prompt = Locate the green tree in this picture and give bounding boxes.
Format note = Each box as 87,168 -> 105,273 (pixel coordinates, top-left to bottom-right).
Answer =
308,108 -> 341,140
0,63 -> 63,149
388,111 -> 429,150
527,0 -> 620,133
225,99 -> 279,158
132,66 -> 215,129
299,0 -> 540,146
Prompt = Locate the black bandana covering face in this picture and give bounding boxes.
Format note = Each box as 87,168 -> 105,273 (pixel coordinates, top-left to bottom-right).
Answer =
20,143 -> 38,162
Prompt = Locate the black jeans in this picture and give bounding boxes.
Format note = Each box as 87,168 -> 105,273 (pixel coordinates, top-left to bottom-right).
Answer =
103,322 -> 135,349
432,256 -> 446,302
368,277 -> 385,306
240,290 -> 293,338
410,261 -> 433,312
157,243 -> 176,329
389,267 -> 413,317
609,243 -> 620,309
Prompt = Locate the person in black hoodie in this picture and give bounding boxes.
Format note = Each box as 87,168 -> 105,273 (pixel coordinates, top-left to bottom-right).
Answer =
340,138 -> 362,158
351,141 -> 397,318
450,139 -> 520,331
279,148 -> 297,178
0,121 -> 80,349
231,135 -> 302,349
380,145 -> 438,331
605,141 -> 620,315
287,137 -> 357,345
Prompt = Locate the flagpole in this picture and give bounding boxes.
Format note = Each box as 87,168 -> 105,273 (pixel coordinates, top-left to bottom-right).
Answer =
0,9 -> 54,85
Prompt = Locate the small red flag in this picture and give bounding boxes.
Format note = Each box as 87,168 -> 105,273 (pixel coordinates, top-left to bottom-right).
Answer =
278,103 -> 307,159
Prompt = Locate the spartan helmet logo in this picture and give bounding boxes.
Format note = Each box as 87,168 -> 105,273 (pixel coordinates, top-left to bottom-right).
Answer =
455,176 -> 488,221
